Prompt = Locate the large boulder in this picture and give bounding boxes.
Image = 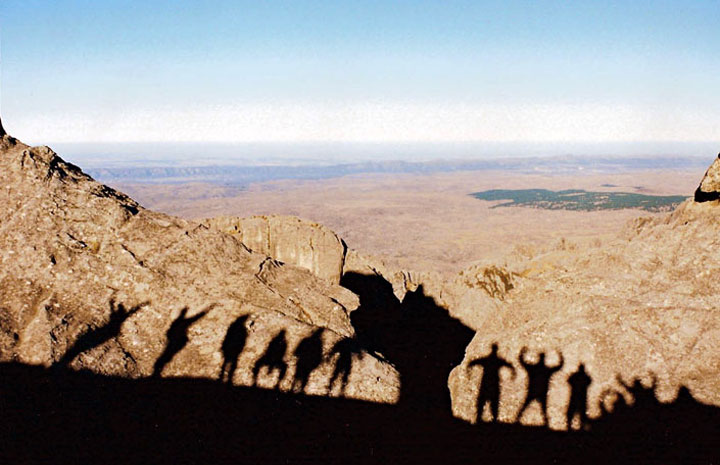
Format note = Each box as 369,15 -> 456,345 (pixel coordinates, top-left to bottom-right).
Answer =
205,215 -> 347,284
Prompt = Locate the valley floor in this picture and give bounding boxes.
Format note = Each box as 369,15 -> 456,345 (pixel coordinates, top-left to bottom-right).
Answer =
116,168 -> 700,274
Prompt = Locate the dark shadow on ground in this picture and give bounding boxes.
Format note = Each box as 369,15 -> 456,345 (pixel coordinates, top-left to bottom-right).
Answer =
0,363 -> 718,465
153,307 -> 208,377
57,300 -> 147,367
340,272 -> 475,415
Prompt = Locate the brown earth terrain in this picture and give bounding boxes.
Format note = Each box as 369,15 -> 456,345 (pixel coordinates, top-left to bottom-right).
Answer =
116,169 -> 700,274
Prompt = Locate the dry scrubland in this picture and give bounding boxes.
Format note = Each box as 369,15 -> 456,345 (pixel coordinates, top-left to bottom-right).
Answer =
117,169 -> 700,274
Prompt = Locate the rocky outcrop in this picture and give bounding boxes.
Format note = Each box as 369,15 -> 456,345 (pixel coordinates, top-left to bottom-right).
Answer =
342,250 -> 444,301
204,215 -> 346,284
447,194 -> 720,430
694,153 -> 720,202
0,132 -> 399,403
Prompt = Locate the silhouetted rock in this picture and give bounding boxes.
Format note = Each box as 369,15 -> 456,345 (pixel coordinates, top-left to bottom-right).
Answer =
694,153 -> 720,202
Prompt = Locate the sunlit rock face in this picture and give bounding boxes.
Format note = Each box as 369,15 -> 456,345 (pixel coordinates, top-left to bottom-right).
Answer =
2,120 -> 720,429
446,156 -> 720,430
204,215 -> 347,284
0,131 -> 399,404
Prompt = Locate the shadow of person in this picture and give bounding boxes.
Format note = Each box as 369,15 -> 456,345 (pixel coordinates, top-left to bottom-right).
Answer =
218,315 -> 250,385
57,299 -> 147,367
327,337 -> 363,396
152,307 -> 208,377
252,330 -> 289,389
566,363 -> 592,431
291,329 -> 325,394
467,343 -> 516,423
617,373 -> 658,410
516,347 -> 564,425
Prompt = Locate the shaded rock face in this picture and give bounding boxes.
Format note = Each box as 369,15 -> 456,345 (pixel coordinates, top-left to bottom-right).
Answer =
205,215 -> 347,284
694,153 -> 720,202
0,133 -> 399,403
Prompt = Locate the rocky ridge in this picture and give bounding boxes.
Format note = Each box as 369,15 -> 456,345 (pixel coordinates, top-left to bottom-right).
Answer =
695,153 -> 720,202
0,129 -> 399,402
447,190 -> 720,429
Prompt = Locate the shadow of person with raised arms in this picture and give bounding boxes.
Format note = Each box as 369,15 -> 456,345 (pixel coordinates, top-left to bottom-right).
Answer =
57,299 -> 147,367
467,343 -> 515,423
152,307 -> 208,377
218,314 -> 250,385
516,347 -> 564,425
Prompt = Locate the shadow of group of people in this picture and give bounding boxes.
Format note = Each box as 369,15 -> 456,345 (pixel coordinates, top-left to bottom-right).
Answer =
469,343 -> 592,430
57,272 -> 476,412
50,283 -> 713,440
15,283 -> 720,464
55,300 -> 366,396
237,327 -> 365,395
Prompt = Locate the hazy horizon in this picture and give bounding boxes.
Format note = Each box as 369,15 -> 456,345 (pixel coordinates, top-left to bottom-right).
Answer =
49,140 -> 717,170
2,0 -> 718,154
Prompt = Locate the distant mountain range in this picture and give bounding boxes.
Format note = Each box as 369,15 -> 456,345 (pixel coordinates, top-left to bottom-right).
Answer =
87,156 -> 711,185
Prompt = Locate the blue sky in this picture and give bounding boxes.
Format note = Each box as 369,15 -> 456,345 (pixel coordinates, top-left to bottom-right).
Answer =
1,0 -> 719,148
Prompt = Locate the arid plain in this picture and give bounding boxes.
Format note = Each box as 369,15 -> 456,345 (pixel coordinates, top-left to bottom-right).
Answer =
114,168 -> 701,275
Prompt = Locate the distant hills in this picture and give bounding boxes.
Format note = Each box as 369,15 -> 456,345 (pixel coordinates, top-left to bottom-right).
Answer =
87,156 -> 710,185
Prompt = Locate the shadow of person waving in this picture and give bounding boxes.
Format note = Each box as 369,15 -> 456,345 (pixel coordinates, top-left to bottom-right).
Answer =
152,307 -> 209,377
617,373 -> 658,410
516,347 -> 564,425
326,337 -> 363,396
467,343 -> 516,423
566,363 -> 593,431
218,315 -> 250,385
57,299 -> 147,368
252,330 -> 289,389
291,329 -> 325,394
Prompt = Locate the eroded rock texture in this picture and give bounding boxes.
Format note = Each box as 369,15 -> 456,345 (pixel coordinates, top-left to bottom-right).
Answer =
2,124 -> 719,430
204,215 -> 347,283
